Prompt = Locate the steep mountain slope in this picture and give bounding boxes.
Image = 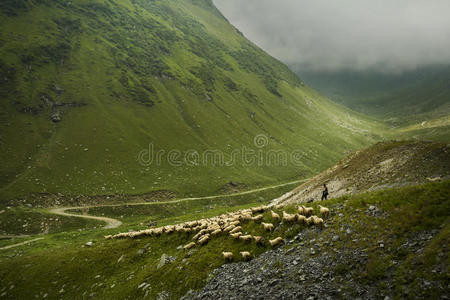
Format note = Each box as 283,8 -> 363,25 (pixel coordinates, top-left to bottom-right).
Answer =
273,140 -> 450,205
0,0 -> 384,201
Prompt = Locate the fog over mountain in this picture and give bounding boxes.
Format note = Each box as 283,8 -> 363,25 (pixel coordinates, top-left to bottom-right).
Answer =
214,0 -> 450,73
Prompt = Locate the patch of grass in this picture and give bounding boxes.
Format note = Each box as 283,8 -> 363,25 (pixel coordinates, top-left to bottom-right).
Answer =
334,263 -> 350,276
362,255 -> 389,281
392,224 -> 449,299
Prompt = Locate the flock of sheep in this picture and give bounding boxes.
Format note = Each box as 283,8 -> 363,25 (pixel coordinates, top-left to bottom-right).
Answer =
105,203 -> 330,262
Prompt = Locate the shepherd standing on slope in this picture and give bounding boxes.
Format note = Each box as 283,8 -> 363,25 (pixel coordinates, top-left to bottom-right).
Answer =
321,183 -> 328,200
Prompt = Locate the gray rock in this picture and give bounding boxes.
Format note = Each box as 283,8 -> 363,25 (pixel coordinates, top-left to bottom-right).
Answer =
157,254 -> 168,269
332,235 -> 340,242
157,254 -> 176,269
51,111 -> 61,123
85,241 -> 93,247
117,255 -> 124,263
157,291 -> 169,300
137,282 -> 147,289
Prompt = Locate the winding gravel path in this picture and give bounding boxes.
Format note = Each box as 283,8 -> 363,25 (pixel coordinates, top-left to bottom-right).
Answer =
49,207 -> 123,229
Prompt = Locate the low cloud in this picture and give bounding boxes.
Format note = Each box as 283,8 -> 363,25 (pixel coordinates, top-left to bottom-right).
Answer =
214,0 -> 450,73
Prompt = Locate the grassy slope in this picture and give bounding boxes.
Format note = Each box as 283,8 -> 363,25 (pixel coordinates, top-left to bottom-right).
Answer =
0,0 -> 385,202
0,180 -> 448,299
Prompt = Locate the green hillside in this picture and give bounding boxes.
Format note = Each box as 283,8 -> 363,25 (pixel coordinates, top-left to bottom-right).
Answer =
0,0 -> 385,202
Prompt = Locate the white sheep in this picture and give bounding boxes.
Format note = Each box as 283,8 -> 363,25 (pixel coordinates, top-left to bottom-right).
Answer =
269,237 -> 284,247
223,225 -> 236,232
252,214 -> 264,222
297,206 -> 304,215
230,232 -> 243,239
302,206 -> 314,216
183,242 -> 195,250
164,225 -> 175,234
251,207 -> 264,214
312,215 -> 324,227
229,226 -> 242,234
239,235 -> 253,242
144,229 -> 154,236
211,229 -> 222,236
198,234 -> 210,245
222,251 -> 233,261
282,211 -> 296,222
229,220 -> 240,227
270,210 -> 280,221
191,220 -> 199,227
240,251 -> 251,261
318,205 -> 330,218
253,236 -> 264,245
305,216 -> 314,226
192,229 -> 206,241
262,222 -> 274,232
239,214 -> 253,221
296,214 -> 306,224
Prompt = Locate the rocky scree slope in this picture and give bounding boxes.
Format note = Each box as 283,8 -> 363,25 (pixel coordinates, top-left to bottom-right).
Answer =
273,140 -> 450,205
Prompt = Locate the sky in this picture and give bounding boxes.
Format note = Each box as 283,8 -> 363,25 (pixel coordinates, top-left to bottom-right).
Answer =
213,0 -> 450,73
